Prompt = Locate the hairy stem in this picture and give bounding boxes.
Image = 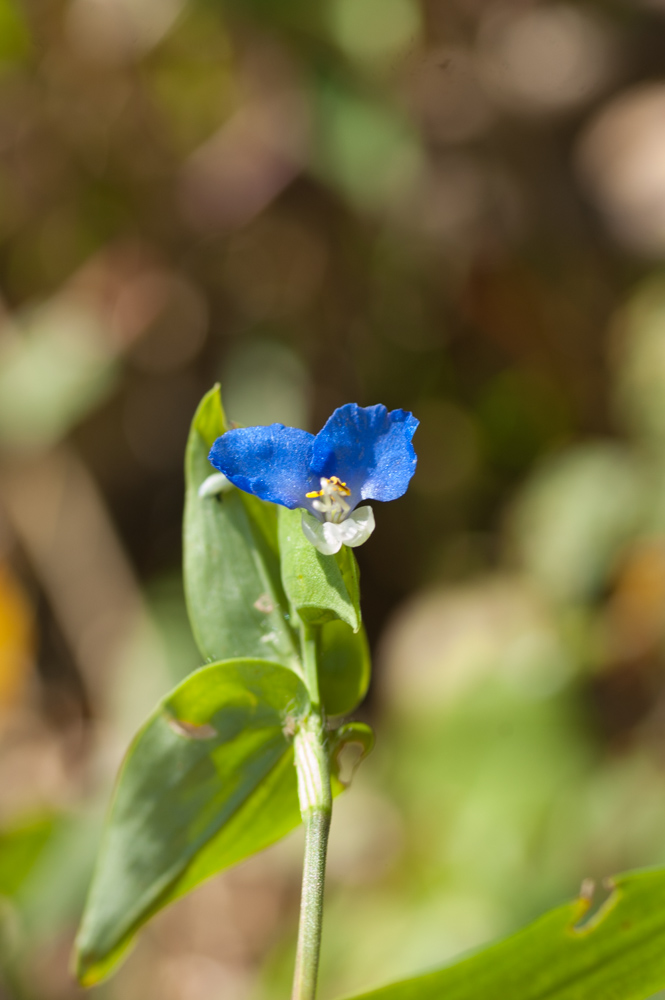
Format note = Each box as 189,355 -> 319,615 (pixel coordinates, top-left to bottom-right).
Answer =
292,799 -> 331,1000
292,624 -> 332,1000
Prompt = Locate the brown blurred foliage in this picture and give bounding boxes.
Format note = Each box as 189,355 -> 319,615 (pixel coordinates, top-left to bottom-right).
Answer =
4,1 -> 665,998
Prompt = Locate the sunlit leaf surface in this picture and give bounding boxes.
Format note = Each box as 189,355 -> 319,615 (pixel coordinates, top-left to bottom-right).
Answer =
340,868 -> 665,1000
184,385 -> 299,671
75,658 -> 308,986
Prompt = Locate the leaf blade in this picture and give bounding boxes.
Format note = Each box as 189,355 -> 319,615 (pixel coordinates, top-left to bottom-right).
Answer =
75,658 -> 308,986
184,386 -> 299,669
338,868 -> 665,1000
319,620 -> 370,716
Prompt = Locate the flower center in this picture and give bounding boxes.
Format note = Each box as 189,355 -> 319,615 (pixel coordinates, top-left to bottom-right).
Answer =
305,476 -> 352,523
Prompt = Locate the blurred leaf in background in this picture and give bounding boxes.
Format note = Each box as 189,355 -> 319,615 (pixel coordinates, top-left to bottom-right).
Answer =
4,0 -> 665,998
0,0 -> 30,65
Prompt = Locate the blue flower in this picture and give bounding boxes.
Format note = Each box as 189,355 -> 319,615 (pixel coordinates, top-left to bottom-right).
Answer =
208,403 -> 418,554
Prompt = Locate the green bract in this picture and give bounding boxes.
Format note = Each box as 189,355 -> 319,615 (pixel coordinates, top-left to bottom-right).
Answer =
319,620 -> 370,717
279,506 -> 361,631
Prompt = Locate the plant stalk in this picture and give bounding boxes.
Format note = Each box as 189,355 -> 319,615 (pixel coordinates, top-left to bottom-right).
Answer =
292,623 -> 332,1000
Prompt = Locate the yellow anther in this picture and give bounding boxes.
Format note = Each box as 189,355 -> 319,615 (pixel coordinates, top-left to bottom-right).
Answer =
306,476 -> 350,499
329,476 -> 351,496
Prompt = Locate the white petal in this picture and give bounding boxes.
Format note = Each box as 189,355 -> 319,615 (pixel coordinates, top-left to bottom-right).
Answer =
300,506 -> 375,554
337,505 -> 375,547
198,472 -> 233,498
301,511 -> 343,555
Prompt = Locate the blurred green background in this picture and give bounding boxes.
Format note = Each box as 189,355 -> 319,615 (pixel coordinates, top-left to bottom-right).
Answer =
4,0 -> 665,997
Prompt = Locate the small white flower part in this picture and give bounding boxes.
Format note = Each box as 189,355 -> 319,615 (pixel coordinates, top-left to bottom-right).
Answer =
198,472 -> 233,498
301,506 -> 375,555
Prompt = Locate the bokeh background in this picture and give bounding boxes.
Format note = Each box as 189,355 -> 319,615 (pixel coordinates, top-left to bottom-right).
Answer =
4,0 -> 665,997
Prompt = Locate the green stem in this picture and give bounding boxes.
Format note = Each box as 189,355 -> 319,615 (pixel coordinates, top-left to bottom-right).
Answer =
292,624 -> 332,1000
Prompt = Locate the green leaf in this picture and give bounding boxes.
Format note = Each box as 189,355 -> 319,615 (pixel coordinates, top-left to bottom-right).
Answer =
511,444 -> 646,605
75,658 -> 308,986
278,506 -> 360,631
335,544 -> 362,625
339,867 -> 665,1000
184,386 -> 299,670
0,301 -> 118,450
319,620 -> 370,716
0,814 -> 57,898
330,721 -> 375,787
0,0 -> 31,62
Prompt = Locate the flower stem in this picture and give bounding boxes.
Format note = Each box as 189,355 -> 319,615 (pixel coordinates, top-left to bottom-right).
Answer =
292,624 -> 332,1000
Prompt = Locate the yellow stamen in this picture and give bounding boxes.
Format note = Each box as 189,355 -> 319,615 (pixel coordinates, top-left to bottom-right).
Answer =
306,476 -> 350,499
330,476 -> 351,495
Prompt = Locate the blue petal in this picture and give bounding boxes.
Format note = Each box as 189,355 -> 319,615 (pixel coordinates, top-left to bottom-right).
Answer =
208,425 -> 318,509
311,403 -> 418,504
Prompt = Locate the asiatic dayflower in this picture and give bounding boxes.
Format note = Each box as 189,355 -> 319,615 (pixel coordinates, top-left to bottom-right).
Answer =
208,403 -> 418,555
